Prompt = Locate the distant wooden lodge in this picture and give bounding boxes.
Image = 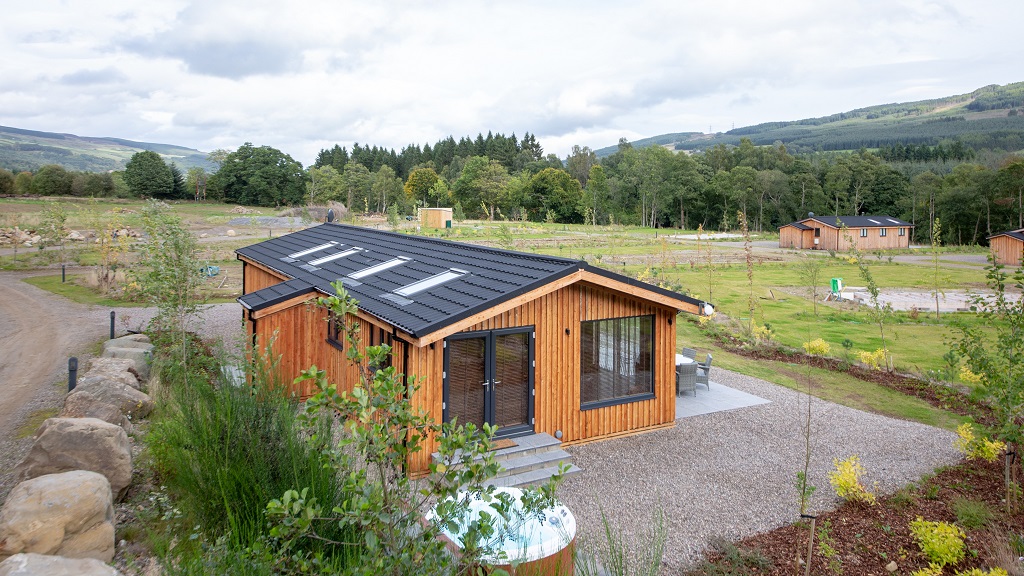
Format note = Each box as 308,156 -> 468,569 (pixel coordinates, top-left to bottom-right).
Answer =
237,224 -> 708,475
779,215 -> 913,251
988,229 -> 1024,266
420,207 -> 453,229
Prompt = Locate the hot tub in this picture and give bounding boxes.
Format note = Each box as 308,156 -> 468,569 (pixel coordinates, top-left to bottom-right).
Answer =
428,486 -> 577,574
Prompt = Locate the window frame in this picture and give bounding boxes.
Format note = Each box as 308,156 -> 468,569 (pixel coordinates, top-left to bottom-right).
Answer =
814,228 -> 821,238
880,228 -> 887,237
898,227 -> 906,236
860,228 -> 868,237
579,314 -> 656,411
326,311 -> 344,351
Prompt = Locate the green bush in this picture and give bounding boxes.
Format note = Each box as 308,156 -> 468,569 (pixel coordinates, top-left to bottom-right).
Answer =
909,517 -> 966,567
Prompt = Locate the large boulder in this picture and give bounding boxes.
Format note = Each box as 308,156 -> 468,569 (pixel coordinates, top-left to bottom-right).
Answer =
101,347 -> 151,380
0,553 -> 119,575
85,357 -> 141,391
0,471 -> 115,562
13,418 -> 132,501
71,376 -> 154,420
59,393 -> 132,432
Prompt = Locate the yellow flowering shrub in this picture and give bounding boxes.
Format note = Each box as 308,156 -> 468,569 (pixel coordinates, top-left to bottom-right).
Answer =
828,455 -> 877,505
958,365 -> 983,385
911,564 -> 944,576
803,338 -> 831,356
954,423 -> 1005,462
909,518 -> 965,567
857,348 -> 887,370
751,323 -> 773,342
955,568 -> 1009,576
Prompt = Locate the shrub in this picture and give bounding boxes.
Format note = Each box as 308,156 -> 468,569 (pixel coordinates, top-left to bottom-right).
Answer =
909,518 -> 966,567
954,568 -> 1008,576
951,497 -> 994,529
858,348 -> 888,370
803,338 -> 831,356
954,423 -> 1006,462
828,455 -> 877,505
912,564 -> 944,576
959,365 -> 984,385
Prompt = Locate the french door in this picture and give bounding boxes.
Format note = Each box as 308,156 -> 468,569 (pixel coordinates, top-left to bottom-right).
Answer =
443,327 -> 534,438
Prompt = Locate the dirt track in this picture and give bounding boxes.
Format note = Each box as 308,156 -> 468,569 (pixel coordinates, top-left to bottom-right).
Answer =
0,269 -> 148,499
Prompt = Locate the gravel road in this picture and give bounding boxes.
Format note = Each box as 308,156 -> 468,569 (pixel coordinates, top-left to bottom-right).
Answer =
556,369 -> 960,572
0,269 -> 244,501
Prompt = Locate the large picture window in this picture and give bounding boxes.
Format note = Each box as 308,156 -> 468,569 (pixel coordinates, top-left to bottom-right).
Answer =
580,315 -> 655,408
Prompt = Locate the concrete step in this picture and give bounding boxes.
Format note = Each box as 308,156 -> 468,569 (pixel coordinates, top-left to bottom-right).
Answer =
485,463 -> 583,489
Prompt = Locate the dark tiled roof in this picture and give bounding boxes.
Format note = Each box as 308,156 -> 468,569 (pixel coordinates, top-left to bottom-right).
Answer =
800,215 -> 913,228
988,229 -> 1024,242
783,222 -> 813,230
237,223 -> 700,338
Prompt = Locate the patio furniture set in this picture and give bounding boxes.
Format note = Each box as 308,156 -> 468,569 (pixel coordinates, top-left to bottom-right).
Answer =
674,348 -> 712,397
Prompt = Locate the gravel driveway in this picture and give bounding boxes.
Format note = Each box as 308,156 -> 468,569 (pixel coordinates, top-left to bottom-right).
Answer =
556,369 -> 960,572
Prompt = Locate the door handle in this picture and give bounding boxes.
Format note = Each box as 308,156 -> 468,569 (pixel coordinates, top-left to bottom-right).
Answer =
481,381 -> 489,387
492,380 -> 501,386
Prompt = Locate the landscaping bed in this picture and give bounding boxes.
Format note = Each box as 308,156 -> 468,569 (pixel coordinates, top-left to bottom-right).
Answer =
692,457 -> 1024,576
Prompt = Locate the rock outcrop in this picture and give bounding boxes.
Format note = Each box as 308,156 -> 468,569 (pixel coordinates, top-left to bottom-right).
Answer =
0,552 -> 119,575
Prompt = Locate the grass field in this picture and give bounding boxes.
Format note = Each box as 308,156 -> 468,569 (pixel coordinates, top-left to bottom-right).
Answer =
3,197 -> 1009,425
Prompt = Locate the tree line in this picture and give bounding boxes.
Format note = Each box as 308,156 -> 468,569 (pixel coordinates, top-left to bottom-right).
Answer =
3,132 -> 1023,247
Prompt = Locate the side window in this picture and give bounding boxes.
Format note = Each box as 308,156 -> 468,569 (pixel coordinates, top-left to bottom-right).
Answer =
880,228 -> 887,237
327,311 -> 344,351
814,228 -> 821,238
860,228 -> 868,238
899,227 -> 906,236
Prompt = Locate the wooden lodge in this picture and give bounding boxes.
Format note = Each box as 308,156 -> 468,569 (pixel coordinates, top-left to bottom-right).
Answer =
420,207 -> 453,229
988,229 -> 1024,266
237,223 -> 708,476
779,215 -> 913,251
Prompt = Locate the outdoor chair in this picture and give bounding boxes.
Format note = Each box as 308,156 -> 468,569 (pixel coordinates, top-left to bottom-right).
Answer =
681,347 -> 697,360
676,362 -> 697,396
695,353 -> 712,390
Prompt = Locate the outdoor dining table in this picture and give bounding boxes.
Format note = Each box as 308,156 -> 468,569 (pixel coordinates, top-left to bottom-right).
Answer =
674,354 -> 698,396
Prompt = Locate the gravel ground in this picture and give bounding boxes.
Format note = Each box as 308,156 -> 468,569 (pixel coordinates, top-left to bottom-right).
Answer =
556,369 -> 960,573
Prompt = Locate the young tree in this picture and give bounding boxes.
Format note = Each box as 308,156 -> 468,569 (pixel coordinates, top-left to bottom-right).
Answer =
796,254 -> 825,317
40,201 -> 69,266
931,218 -> 943,320
124,151 -> 173,198
950,260 -> 1024,512
134,201 -> 205,384
269,286 -> 562,574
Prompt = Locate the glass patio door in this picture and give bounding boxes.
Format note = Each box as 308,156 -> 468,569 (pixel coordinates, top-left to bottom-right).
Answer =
444,327 -> 534,438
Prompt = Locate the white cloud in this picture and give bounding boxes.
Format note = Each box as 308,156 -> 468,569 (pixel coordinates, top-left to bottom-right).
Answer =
0,0 -> 1021,164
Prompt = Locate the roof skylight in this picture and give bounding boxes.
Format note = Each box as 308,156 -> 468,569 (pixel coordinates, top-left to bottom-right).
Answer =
308,247 -> 363,266
867,218 -> 880,225
886,218 -> 900,224
348,257 -> 411,279
394,268 -> 468,297
287,241 -> 338,259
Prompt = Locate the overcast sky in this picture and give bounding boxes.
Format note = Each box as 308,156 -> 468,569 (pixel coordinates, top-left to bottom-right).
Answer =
2,1 -> 1022,166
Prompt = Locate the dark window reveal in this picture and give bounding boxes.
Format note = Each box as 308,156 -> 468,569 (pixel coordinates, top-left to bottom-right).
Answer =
580,315 -> 655,408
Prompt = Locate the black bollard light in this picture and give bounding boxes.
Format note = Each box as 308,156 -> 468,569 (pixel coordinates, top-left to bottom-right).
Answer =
61,264 -> 66,283
68,357 -> 78,391
110,311 -> 115,339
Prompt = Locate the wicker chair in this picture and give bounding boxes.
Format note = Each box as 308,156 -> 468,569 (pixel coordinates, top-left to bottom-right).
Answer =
676,362 -> 697,396
695,353 -> 712,390
681,347 -> 697,360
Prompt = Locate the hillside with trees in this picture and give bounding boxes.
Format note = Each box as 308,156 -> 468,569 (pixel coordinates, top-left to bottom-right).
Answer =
3,82 -> 1023,248
594,82 -> 1024,156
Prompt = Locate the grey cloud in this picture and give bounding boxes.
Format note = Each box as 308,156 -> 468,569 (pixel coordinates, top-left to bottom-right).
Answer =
58,67 -> 128,86
121,36 -> 300,79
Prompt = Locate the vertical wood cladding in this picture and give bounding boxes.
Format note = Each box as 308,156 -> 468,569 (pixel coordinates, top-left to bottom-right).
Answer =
404,281 -> 677,475
243,259 -> 679,476
782,224 -> 912,251
991,235 -> 1024,266
242,260 -> 289,292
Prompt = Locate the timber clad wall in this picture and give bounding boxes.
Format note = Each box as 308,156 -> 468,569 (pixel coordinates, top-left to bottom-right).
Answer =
243,259 -> 289,292
991,236 -> 1024,266
780,222 -> 911,251
402,282 -> 677,474
243,258 -> 678,476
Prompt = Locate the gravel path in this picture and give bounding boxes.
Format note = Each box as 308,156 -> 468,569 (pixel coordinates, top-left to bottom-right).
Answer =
0,268 -> 244,501
556,369 -> 960,573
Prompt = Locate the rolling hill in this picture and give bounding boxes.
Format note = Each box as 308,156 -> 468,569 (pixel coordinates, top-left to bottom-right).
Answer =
595,81 -> 1024,156
0,126 -> 215,173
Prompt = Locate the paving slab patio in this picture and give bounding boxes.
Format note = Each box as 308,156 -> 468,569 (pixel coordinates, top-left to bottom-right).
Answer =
676,381 -> 771,419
